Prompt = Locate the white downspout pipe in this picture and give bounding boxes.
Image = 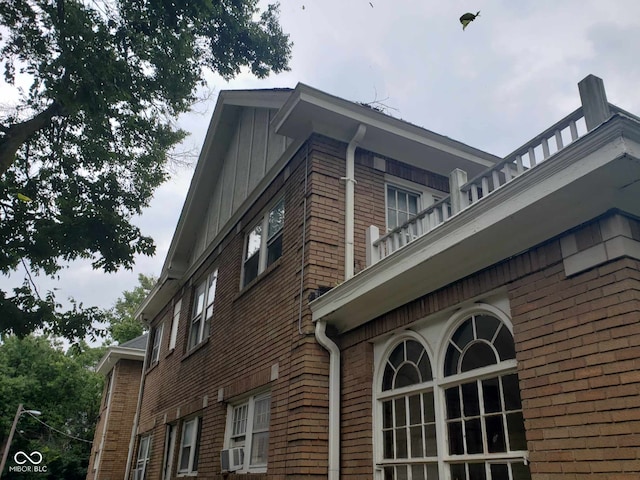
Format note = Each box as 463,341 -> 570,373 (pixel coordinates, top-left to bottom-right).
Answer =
344,124 -> 367,280
315,320 -> 340,480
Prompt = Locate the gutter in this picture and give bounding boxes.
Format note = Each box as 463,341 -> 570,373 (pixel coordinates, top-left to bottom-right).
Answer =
314,321 -> 340,480
124,332 -> 151,480
343,124 -> 366,280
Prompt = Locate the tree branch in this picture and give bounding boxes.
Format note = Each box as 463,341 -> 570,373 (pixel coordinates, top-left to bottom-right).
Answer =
0,102 -> 66,176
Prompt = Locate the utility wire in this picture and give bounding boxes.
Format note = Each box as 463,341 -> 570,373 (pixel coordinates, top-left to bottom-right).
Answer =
26,412 -> 93,444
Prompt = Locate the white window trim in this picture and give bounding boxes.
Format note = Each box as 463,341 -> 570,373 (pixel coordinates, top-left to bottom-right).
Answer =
384,177 -> 446,231
133,434 -> 151,480
373,304 -> 529,480
188,269 -> 218,350
169,299 -> 182,351
150,323 -> 164,364
163,424 -> 177,480
223,391 -> 271,474
242,198 -> 284,287
177,417 -> 200,476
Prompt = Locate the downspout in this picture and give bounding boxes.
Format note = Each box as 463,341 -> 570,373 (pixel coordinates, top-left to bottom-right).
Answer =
314,320 -> 340,480
343,124 -> 367,280
124,331 -> 151,480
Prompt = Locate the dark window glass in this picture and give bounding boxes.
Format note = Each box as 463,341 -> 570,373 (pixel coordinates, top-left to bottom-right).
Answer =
425,425 -> 437,456
507,412 -> 527,451
462,382 -> 480,416
460,342 -> 497,372
475,315 -> 500,341
406,340 -> 423,364
447,421 -> 464,454
423,392 -> 435,422
444,346 -> 460,376
494,325 -> 516,360
450,464 -> 465,480
426,464 -> 438,479
468,463 -> 486,480
266,234 -> 282,266
395,398 -> 406,427
384,466 -> 394,480
485,415 -> 506,452
502,374 -> 522,410
409,395 -> 422,425
411,464 -> 425,480
452,318 -> 473,349
395,363 -> 420,388
418,354 -> 432,381
445,387 -> 461,419
410,426 -> 423,457
396,428 -> 408,458
490,464 -> 509,480
465,419 -> 483,454
383,430 -> 393,459
389,343 -> 404,368
382,365 -> 394,391
383,400 -> 393,429
243,254 -> 259,286
482,377 -> 502,414
512,462 -> 532,480
397,465 -> 408,480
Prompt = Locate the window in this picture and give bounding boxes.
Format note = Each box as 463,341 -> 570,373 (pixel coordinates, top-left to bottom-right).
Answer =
375,309 -> 531,480
225,393 -> 271,472
189,270 -> 218,350
163,424 -> 177,480
150,323 -> 164,364
133,435 -> 151,480
378,338 -> 439,479
169,299 -> 182,350
243,199 -> 285,286
177,417 -> 201,475
386,185 -> 420,231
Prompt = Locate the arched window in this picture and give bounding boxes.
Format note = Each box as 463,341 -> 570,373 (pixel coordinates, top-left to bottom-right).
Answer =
443,314 -> 530,480
379,338 -> 439,480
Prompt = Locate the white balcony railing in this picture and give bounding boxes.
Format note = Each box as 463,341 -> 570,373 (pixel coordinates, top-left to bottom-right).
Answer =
366,76 -> 620,266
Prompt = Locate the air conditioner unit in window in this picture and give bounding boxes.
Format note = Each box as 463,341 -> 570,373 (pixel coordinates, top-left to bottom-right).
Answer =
220,447 -> 244,472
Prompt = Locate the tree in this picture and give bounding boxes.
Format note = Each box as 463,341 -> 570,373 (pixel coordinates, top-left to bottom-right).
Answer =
0,0 -> 291,341
0,335 -> 105,479
107,273 -> 156,344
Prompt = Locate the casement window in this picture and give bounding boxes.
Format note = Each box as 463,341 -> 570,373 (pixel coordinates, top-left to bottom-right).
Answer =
177,417 -> 201,475
376,308 -> 531,480
243,198 -> 285,287
133,435 -> 151,480
386,185 -> 420,232
169,299 -> 182,350
225,392 -> 271,472
150,323 -> 164,364
189,270 -> 218,350
163,424 -> 177,480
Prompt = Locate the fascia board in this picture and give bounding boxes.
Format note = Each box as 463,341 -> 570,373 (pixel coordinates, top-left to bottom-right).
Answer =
273,83 -> 500,167
96,346 -> 145,376
310,115 -> 639,331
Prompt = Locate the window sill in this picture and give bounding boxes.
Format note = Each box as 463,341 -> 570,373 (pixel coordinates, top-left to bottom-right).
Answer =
181,337 -> 210,362
145,361 -> 159,375
165,347 -> 176,359
236,258 -> 282,300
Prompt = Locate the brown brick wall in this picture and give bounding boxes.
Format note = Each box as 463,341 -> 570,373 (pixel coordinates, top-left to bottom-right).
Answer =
87,359 -> 143,480
337,214 -> 640,479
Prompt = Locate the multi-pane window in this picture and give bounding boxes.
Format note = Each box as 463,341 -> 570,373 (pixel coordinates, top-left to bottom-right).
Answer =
189,270 -> 218,350
168,299 -> 181,350
443,315 -> 530,480
150,323 -> 164,364
226,393 -> 271,472
376,310 -> 530,480
177,417 -> 200,475
133,435 -> 151,480
243,199 -> 285,286
386,185 -> 420,231
379,339 -> 439,479
162,424 -> 176,480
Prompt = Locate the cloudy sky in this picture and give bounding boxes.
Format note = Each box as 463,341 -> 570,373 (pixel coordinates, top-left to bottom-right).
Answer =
3,0 -> 640,328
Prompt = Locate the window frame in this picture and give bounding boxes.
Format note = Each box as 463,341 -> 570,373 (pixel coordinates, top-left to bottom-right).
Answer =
133,434 -> 152,480
373,304 -> 530,480
169,299 -> 182,351
224,391 -> 272,473
162,423 -> 177,480
188,269 -> 218,350
150,322 -> 164,365
177,417 -> 201,476
242,198 -> 285,287
384,179 -> 445,234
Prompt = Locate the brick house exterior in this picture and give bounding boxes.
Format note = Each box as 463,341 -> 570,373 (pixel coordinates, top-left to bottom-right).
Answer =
88,335 -> 146,480
97,75 -> 639,480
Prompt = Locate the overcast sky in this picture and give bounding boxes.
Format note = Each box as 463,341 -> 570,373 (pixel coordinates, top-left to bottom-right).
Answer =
3,0 -> 640,328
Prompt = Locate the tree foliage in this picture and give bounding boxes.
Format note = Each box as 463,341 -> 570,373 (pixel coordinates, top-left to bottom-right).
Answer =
0,0 -> 291,340
107,273 -> 155,344
0,335 -> 105,479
